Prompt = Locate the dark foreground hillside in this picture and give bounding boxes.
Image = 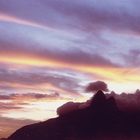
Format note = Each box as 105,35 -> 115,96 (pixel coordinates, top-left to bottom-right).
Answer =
8,91 -> 140,140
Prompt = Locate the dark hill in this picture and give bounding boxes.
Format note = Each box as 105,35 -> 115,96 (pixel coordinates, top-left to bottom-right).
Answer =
8,91 -> 140,140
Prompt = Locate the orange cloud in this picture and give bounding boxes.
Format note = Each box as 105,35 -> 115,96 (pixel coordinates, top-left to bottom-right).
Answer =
0,54 -> 140,82
1,52 -> 140,84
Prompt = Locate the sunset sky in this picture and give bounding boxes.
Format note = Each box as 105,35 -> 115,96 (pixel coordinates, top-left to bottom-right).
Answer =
0,0 -> 140,138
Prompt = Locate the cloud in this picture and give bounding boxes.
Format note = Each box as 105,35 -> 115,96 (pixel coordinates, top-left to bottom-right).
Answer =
57,99 -> 91,116
57,102 -> 81,116
0,92 -> 61,101
0,13 -> 47,30
0,116 -> 36,138
0,66 -> 85,96
122,49 -> 140,66
0,2 -> 122,69
0,92 -> 62,116
0,102 -> 22,110
0,91 -> 70,136
0,40 -> 119,68
86,81 -> 109,92
1,0 -> 140,35
0,0 -> 140,70
0,0 -> 140,96
0,95 -> 11,100
106,89 -> 140,111
40,0 -> 140,34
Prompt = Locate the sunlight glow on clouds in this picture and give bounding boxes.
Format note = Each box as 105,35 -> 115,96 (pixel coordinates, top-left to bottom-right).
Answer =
0,0 -> 140,137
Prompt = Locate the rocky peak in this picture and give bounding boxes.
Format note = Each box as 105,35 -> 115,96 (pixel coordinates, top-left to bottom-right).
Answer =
90,90 -> 106,107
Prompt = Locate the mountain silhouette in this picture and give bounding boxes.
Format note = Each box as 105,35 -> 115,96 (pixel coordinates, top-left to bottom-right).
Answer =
90,90 -> 107,109
8,91 -> 140,140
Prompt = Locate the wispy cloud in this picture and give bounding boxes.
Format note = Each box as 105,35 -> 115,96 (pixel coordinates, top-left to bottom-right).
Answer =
0,116 -> 36,138
0,0 -> 140,137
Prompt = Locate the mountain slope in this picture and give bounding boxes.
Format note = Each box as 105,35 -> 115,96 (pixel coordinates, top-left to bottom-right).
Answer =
8,91 -> 140,140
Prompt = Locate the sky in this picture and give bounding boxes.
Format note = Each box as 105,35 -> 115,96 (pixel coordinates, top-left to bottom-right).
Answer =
0,0 -> 140,138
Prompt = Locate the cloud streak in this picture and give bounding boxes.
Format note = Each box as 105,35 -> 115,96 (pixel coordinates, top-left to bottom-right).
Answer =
0,0 -> 140,137
0,14 -> 46,29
